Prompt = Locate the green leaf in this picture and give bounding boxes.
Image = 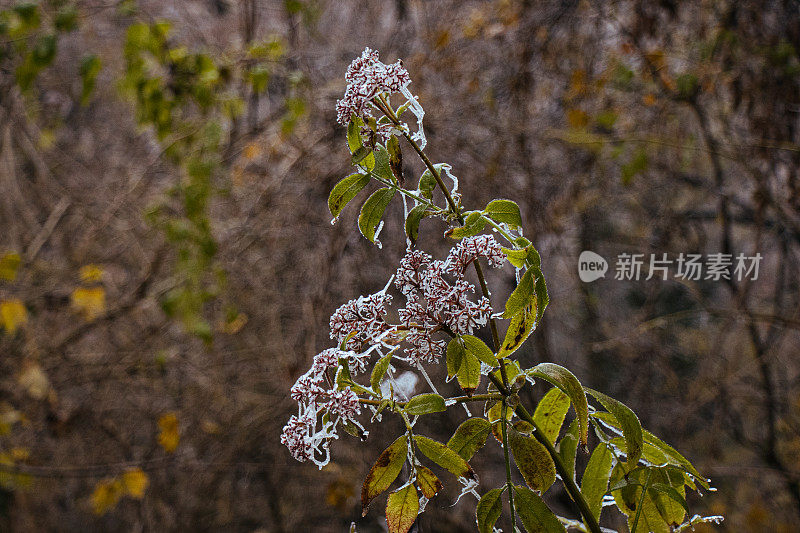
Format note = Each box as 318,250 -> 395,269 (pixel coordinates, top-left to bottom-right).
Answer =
371,352 -> 393,393
533,267 -> 549,322
497,302 -> 537,359
54,6 -> 79,32
385,484 -> 419,533
485,399 -> 514,424
328,173 -> 370,218
79,54 -> 102,105
32,33 -> 57,67
650,482 -> 689,524
509,427 -> 556,493
580,442 -> 614,524
414,436 -> 474,479
476,488 -> 504,533
503,268 -> 535,319
585,388 -> 643,465
484,199 -> 522,228
592,411 -> 708,489
415,466 -> 442,499
361,435 -> 408,513
372,145 -> 395,183
461,335 -> 497,366
533,388 -> 570,444
609,464 -> 672,533
527,363 -> 589,445
621,147 -> 648,185
501,246 -> 529,268
358,188 -> 395,243
447,418 -> 492,460
513,485 -> 567,532
446,338 -> 465,380
418,169 -> 437,198
446,211 -> 486,239
556,419 -> 580,484
405,393 -> 446,416
642,428 -> 709,489
457,352 -> 481,395
347,118 -> 375,170
404,204 -> 428,245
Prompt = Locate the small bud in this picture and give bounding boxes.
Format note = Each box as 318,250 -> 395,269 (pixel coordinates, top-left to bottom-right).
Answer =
512,373 -> 527,392
506,394 -> 520,410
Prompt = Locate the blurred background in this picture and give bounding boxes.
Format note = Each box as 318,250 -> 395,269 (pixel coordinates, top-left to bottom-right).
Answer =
1,0 -> 799,531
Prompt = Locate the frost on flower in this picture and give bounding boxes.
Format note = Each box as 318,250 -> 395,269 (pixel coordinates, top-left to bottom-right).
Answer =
335,47 -> 425,145
336,47 -> 411,127
282,347 -> 364,468
284,234 -> 507,465
394,236 -> 504,364
329,290 -> 393,357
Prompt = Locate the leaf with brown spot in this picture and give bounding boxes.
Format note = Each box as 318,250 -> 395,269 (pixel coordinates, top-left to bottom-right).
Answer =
362,434 -> 408,514
415,466 -> 442,498
532,388 -> 570,444
328,173 -> 370,219
509,427 -> 556,493
498,301 -> 537,358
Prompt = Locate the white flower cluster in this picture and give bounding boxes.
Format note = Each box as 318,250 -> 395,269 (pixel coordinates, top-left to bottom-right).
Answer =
329,291 -> 393,358
282,236 -> 506,466
336,47 -> 411,127
281,348 -> 364,467
335,47 -> 426,147
395,236 -> 505,364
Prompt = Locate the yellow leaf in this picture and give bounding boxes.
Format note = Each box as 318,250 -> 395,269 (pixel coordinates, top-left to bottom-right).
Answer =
91,478 -> 123,515
566,108 -> 590,129
242,142 -> 261,160
121,468 -> 149,499
0,252 -> 21,281
9,448 -> 29,462
220,312 -> 247,334
71,287 -> 106,321
79,264 -> 104,283
157,412 -> 180,453
1,299 -> 28,335
0,404 -> 21,435
18,362 -> 49,400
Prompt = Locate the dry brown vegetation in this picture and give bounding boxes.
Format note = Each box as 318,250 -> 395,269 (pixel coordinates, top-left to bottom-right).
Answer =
1,0 -> 800,531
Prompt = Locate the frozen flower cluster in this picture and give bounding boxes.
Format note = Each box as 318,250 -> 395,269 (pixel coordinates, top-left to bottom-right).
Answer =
336,47 -> 411,126
281,348 -> 364,467
395,235 -> 505,363
329,290 -> 393,359
335,47 -> 427,148
283,235 -> 506,465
